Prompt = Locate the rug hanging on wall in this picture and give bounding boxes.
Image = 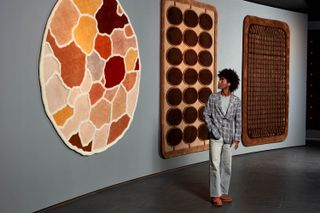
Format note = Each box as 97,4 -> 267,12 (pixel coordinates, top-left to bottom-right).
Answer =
161,0 -> 217,158
242,15 -> 289,146
39,0 -> 141,155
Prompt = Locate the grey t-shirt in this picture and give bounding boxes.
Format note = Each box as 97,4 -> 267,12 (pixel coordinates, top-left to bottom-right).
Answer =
221,94 -> 231,116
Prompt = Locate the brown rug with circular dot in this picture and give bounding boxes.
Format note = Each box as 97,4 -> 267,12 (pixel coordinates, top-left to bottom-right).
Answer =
161,0 -> 217,158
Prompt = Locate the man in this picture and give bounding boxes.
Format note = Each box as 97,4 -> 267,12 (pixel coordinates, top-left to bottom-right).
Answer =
203,68 -> 241,207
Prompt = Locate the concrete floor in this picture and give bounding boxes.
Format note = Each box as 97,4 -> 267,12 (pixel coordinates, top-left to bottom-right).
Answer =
39,145 -> 320,213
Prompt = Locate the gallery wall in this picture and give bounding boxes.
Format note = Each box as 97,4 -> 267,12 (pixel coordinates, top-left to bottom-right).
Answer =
306,20 -> 320,141
0,0 -> 307,212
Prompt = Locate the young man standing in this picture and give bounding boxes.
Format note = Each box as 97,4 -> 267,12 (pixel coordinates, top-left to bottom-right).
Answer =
203,68 -> 241,207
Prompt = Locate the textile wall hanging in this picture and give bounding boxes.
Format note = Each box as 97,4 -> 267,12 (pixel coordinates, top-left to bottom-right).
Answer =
161,0 -> 217,158
39,0 -> 141,155
242,15 -> 289,146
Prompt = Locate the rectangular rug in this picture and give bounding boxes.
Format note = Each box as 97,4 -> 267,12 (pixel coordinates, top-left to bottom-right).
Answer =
160,0 -> 217,158
242,15 -> 290,146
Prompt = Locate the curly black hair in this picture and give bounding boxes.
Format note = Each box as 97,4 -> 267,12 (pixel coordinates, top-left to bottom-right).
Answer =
218,68 -> 240,92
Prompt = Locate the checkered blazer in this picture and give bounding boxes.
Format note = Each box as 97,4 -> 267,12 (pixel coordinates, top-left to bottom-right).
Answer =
203,92 -> 241,144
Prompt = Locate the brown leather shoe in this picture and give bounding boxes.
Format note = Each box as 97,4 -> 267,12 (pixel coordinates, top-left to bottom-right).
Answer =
211,197 -> 223,207
220,194 -> 232,203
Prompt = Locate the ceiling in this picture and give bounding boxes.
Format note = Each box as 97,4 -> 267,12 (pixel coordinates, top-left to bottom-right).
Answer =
244,0 -> 309,13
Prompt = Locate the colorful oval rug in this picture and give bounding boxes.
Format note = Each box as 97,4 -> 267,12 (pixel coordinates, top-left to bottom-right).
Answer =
39,0 -> 140,155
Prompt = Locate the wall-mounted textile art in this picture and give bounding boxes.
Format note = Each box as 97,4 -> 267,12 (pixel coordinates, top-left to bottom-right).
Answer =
161,0 -> 217,158
39,0 -> 140,155
242,16 -> 289,146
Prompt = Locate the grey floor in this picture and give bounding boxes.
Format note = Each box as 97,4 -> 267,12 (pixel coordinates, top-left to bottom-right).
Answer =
40,145 -> 320,213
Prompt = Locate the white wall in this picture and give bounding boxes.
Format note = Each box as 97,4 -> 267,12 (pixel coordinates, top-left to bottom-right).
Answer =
0,0 -> 307,212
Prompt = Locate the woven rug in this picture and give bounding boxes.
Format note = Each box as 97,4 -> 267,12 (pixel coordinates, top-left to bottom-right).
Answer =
242,15 -> 289,146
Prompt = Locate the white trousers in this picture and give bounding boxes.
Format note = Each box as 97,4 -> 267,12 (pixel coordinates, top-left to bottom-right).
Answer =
209,138 -> 232,197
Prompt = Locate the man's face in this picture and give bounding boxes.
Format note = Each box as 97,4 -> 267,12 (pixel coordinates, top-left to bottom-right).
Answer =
218,77 -> 230,90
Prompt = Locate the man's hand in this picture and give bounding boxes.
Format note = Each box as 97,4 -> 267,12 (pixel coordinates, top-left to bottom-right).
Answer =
232,140 -> 240,150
